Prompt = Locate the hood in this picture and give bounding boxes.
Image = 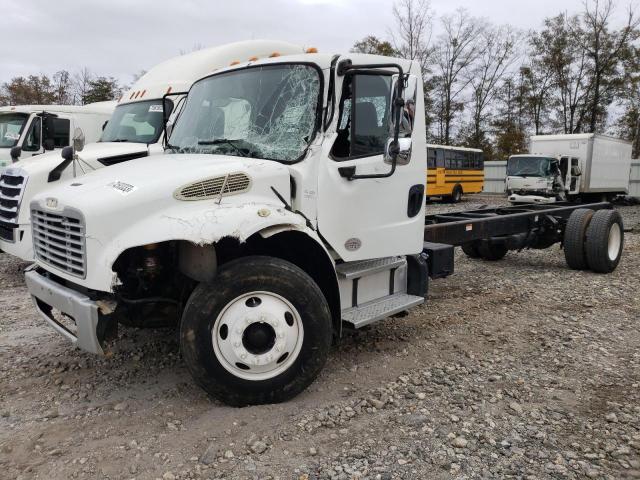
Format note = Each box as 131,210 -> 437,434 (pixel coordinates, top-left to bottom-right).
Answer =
77,142 -> 151,169
31,153 -> 291,220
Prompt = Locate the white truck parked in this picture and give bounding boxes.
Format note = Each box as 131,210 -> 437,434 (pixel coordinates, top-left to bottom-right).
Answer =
506,134 -> 632,204
0,40 -> 305,261
25,51 -> 625,406
0,102 -> 115,166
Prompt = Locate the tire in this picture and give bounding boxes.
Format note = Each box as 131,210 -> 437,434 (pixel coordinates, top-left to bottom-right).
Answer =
585,210 -> 624,273
450,185 -> 463,203
461,242 -> 481,258
478,242 -> 508,261
563,209 -> 594,270
180,256 -> 332,406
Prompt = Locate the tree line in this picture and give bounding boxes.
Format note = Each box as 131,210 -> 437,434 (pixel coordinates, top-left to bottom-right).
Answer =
353,0 -> 640,158
0,69 -> 123,107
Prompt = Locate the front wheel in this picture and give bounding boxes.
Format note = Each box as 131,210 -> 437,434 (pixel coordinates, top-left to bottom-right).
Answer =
449,185 -> 463,203
180,256 -> 332,406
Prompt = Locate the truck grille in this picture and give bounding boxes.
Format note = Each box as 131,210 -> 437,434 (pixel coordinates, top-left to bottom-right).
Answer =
31,208 -> 86,278
0,172 -> 27,242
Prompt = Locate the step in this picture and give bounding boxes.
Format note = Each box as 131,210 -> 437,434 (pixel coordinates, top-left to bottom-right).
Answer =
342,293 -> 424,329
336,256 -> 406,280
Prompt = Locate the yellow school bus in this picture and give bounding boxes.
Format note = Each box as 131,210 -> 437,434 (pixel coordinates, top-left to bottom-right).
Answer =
426,144 -> 484,203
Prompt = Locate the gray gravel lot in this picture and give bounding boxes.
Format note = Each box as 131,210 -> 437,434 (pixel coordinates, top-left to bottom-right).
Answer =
0,194 -> 639,479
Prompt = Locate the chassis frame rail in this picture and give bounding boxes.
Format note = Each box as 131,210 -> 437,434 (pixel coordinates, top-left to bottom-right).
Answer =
424,202 -> 612,246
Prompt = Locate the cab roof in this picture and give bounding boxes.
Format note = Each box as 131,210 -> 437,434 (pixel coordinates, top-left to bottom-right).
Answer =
0,101 -> 116,115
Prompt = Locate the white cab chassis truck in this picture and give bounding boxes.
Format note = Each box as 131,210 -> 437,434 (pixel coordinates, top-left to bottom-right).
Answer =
507,134 -> 632,204
0,41 -> 305,262
25,52 -> 625,406
0,103 -> 115,166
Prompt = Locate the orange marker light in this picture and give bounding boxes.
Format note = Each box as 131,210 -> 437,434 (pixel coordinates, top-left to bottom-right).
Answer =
130,91 -> 136,99
140,89 -> 146,98
269,52 -> 281,58
230,60 -> 241,66
248,56 -> 259,61
166,86 -> 172,94
305,47 -> 318,53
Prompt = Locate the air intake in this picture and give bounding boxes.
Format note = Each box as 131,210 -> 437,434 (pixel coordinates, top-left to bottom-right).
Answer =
174,173 -> 251,201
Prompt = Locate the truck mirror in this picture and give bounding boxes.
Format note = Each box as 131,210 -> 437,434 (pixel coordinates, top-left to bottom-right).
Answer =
384,137 -> 412,165
61,146 -> 74,162
10,146 -> 22,162
72,127 -> 85,152
571,165 -> 582,176
390,74 -> 418,137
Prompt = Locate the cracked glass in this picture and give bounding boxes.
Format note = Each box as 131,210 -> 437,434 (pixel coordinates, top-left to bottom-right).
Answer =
169,64 -> 321,163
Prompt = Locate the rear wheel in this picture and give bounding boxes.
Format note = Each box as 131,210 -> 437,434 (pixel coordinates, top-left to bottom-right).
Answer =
563,209 -> 594,270
180,256 -> 332,406
461,242 -> 481,258
449,185 -> 463,203
585,210 -> 624,273
478,242 -> 508,261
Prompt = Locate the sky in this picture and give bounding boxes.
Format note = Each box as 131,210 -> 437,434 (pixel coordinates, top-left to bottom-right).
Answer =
0,0 -> 611,86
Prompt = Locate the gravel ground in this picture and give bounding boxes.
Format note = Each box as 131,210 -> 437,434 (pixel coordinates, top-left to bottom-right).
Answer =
1,194 -> 639,480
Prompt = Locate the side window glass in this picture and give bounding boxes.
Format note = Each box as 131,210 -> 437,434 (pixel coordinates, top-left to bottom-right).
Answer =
22,117 -> 41,152
444,150 -> 453,169
436,148 -> 445,168
427,148 -> 436,169
52,118 -> 70,148
331,73 -> 391,160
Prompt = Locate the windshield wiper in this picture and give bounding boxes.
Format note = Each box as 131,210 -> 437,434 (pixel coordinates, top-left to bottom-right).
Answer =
198,138 -> 250,157
109,139 -> 130,143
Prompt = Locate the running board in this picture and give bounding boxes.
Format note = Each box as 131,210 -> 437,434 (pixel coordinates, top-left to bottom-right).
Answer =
342,293 -> 424,329
336,256 -> 406,279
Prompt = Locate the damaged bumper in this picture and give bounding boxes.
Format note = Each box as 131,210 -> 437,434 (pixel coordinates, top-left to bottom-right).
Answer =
25,266 -> 105,355
508,193 -> 557,204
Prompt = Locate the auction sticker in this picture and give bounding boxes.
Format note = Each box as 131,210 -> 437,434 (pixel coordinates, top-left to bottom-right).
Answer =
108,181 -> 138,196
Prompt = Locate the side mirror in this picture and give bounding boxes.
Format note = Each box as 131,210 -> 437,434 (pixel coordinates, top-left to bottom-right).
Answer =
390,74 -> 418,137
10,146 -> 22,162
384,137 -> 412,165
61,146 -> 74,162
571,165 -> 582,176
72,127 -> 85,152
43,138 -> 55,151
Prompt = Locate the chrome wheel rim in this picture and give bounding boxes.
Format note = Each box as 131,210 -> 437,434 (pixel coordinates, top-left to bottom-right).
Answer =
212,291 -> 303,381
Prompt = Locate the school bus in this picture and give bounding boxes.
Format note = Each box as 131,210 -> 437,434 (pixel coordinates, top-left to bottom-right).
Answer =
426,144 -> 485,203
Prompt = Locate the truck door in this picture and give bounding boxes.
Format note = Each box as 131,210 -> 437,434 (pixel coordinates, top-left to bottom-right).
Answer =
317,59 -> 426,261
435,148 -> 446,190
20,115 -> 43,156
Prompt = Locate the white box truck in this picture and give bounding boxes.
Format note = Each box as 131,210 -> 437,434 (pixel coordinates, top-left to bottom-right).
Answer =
0,102 -> 115,167
506,134 -> 632,203
24,51 -> 625,407
0,40 -> 305,261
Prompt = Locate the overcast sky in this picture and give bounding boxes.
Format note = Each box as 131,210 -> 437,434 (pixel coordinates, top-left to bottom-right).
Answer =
0,0 -> 605,86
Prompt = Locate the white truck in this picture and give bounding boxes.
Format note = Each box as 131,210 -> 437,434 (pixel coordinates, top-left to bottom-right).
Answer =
0,40 -> 306,261
507,134 -> 632,204
24,51 -> 625,406
0,102 -> 115,166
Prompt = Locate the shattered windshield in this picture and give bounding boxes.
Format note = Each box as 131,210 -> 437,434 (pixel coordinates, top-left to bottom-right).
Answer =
101,99 -> 172,144
0,113 -> 28,148
168,64 -> 321,162
507,156 -> 553,177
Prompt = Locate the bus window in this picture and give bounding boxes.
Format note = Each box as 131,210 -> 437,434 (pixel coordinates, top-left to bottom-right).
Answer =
444,150 -> 453,169
436,148 -> 445,168
427,148 -> 436,169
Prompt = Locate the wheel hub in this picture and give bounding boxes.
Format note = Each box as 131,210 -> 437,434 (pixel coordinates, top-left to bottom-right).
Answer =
212,292 -> 304,381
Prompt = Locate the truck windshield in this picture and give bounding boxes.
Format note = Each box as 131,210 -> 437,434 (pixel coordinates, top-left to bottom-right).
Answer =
101,99 -> 172,144
507,156 -> 553,177
168,64 -> 321,163
0,113 -> 28,148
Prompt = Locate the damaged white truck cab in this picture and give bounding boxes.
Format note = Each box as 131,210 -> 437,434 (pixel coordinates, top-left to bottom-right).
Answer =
26,51 -> 428,405
0,40 -> 306,262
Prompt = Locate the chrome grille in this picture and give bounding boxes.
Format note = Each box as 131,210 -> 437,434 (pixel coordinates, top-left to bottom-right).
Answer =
174,173 -> 251,201
0,171 -> 27,241
31,208 -> 86,278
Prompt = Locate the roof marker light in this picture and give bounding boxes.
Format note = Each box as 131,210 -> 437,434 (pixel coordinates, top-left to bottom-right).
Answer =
140,89 -> 146,98
248,56 -> 259,61
129,91 -> 136,99
269,52 -> 281,58
306,47 -> 318,53
230,60 -> 241,66
166,86 -> 172,94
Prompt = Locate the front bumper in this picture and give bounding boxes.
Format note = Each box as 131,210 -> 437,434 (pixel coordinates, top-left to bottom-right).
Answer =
508,193 -> 557,204
25,267 -> 104,355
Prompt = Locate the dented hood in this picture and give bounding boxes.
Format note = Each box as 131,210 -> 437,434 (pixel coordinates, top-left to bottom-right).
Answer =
30,152 -> 291,220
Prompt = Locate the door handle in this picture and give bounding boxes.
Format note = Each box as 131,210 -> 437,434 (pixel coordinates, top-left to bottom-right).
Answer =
407,184 -> 425,217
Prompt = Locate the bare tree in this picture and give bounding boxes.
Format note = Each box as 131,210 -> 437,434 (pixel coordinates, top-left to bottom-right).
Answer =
72,67 -> 94,105
52,70 -> 73,104
432,8 -> 484,144
390,0 -> 434,74
466,25 -> 519,147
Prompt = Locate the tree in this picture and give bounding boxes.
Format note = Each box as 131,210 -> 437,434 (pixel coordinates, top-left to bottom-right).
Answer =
73,67 -> 94,105
351,36 -> 397,56
82,77 -> 120,104
520,60 -> 554,135
390,0 -> 434,72
52,70 -> 73,104
432,9 -> 484,144
492,77 -> 528,158
0,75 -> 57,105
466,25 -> 518,149
581,0 -> 638,132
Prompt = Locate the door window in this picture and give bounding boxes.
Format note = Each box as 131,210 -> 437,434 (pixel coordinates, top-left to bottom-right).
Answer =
22,117 -> 41,152
52,118 -> 70,147
332,74 -> 391,159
